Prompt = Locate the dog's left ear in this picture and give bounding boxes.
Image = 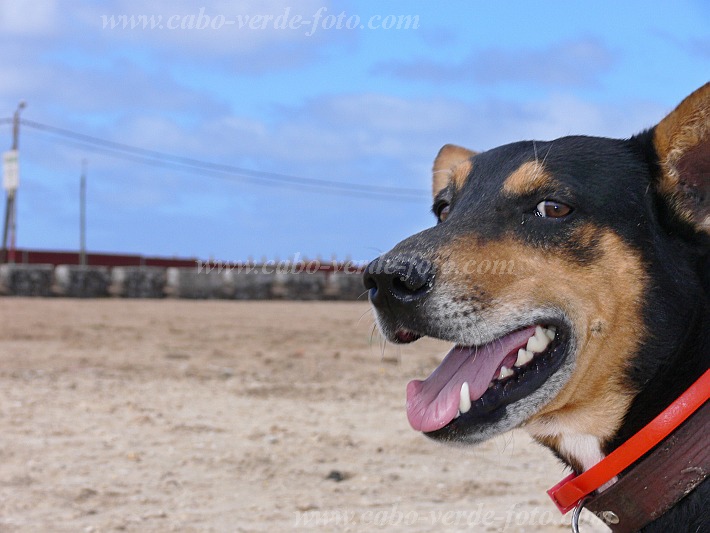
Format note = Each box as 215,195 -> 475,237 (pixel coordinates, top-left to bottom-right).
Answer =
432,144 -> 477,199
651,82 -> 709,234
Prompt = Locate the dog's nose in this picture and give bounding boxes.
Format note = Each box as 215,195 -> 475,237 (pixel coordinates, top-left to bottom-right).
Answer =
363,255 -> 435,306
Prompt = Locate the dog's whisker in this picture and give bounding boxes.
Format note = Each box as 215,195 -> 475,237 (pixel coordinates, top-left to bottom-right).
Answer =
356,307 -> 374,327
368,323 -> 378,347
356,288 -> 370,301
541,141 -> 554,167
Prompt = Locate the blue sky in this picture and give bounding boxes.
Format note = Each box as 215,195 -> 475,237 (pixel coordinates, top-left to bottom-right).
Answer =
0,1 -> 708,262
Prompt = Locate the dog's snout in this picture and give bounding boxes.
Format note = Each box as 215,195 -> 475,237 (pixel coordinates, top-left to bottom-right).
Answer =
363,255 -> 435,306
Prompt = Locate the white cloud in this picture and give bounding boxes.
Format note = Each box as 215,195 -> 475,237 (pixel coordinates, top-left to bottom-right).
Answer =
206,92 -> 667,165
0,0 -> 58,35
73,0 -> 347,70
372,38 -> 615,88
152,91 -> 668,182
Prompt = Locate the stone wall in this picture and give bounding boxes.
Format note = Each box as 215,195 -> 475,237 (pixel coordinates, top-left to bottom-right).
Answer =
54,265 -> 110,298
0,264 -> 54,297
110,267 -> 167,298
0,264 -> 366,300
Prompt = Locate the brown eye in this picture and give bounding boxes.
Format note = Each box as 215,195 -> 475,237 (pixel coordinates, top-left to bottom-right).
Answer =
437,204 -> 450,222
535,200 -> 572,218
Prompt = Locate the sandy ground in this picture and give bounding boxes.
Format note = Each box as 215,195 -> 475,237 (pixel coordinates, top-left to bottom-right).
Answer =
0,299 -> 609,532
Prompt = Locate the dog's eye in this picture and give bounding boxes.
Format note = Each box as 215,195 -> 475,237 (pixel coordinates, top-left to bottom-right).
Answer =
436,204 -> 450,222
535,200 -> 572,219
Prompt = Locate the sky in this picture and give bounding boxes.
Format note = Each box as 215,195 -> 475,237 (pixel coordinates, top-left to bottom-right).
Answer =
0,1 -> 708,263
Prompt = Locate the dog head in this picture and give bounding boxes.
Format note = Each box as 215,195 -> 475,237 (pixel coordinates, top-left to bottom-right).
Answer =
364,84 -> 709,472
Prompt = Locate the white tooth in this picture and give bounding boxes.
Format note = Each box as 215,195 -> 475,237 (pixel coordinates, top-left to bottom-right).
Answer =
545,327 -> 556,341
498,366 -> 514,380
535,325 -> 547,340
527,328 -> 550,353
459,382 -> 471,414
526,335 -> 544,353
488,382 -> 494,389
535,326 -> 551,348
455,410 -> 461,419
515,348 -> 534,367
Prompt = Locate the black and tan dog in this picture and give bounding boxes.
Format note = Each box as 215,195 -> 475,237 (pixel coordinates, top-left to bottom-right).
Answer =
364,84 -> 709,531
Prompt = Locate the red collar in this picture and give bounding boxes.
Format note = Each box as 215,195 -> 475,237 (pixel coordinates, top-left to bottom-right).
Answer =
547,368 -> 710,514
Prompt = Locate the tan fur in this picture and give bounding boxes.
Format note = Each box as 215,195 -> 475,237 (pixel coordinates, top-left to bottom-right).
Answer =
434,229 -> 645,466
449,160 -> 473,192
653,82 -> 710,232
502,161 -> 555,196
432,144 -> 476,198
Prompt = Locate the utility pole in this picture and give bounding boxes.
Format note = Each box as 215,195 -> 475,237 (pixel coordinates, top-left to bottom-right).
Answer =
2,101 -> 26,263
80,159 -> 87,267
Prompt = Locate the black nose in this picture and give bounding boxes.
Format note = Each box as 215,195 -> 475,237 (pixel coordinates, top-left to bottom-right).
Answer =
363,254 -> 435,306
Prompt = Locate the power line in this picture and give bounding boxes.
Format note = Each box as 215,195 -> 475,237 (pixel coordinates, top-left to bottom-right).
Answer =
19,118 -> 430,201
30,132 -> 425,202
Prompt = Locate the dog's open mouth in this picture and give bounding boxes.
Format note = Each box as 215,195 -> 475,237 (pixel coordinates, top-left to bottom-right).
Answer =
400,324 -> 568,436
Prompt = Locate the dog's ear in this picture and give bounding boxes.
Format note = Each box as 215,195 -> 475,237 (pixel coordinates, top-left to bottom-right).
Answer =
432,144 -> 477,199
652,82 -> 710,234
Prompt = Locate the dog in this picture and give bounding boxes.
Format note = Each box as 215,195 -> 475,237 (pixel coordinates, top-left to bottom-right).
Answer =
364,83 -> 709,532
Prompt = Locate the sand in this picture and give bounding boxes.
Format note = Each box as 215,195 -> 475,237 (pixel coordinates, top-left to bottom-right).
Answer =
0,299 -> 609,532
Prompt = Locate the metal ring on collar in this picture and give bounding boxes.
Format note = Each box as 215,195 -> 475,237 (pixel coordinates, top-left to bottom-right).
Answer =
571,497 -> 590,533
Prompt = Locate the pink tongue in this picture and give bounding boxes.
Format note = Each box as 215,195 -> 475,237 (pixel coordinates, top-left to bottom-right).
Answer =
406,326 -> 536,432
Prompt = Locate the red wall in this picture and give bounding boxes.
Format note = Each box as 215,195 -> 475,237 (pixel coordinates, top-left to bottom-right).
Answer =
8,248 -> 364,273
11,248 -> 197,268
